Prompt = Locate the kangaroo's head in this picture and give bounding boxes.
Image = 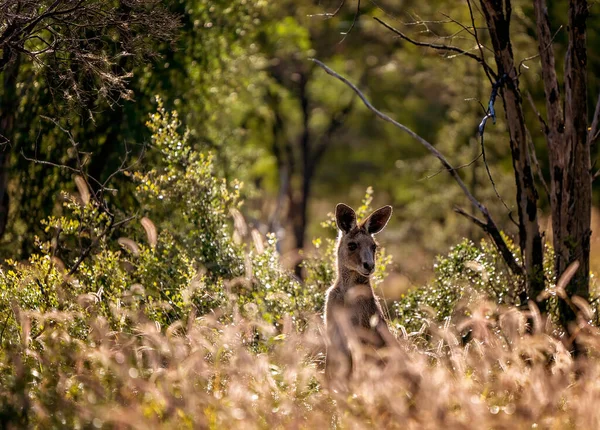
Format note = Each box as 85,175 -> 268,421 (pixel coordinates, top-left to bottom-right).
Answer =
335,203 -> 393,277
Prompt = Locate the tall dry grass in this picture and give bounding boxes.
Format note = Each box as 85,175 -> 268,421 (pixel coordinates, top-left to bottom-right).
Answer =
5,295 -> 600,429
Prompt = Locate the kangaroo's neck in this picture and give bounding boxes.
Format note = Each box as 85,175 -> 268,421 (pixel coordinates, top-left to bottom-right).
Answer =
337,264 -> 371,292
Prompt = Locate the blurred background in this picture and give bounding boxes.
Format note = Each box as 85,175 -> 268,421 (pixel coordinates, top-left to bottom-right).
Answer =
2,0 -> 600,295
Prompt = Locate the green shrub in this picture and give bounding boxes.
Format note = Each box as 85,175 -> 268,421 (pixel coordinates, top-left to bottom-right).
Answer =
389,236 -> 571,334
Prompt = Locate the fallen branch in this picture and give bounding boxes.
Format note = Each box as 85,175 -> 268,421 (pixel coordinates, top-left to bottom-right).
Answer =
311,58 -> 523,276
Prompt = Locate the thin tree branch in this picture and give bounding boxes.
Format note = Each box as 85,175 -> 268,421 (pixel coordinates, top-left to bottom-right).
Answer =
466,0 -> 495,84
374,17 -> 498,81
526,91 -> 549,135
312,57 -> 523,275
454,206 -> 523,275
517,25 -> 563,76
439,12 -> 477,39
477,74 -> 518,225
419,152 -> 482,180
453,206 -> 487,229
524,120 -> 551,201
340,0 -> 360,41
307,0 -> 345,18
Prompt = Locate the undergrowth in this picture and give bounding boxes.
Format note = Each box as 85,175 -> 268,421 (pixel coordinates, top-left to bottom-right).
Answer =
1,104 -> 600,429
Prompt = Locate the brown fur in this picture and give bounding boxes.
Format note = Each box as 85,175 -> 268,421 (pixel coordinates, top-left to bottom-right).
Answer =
324,203 -> 394,380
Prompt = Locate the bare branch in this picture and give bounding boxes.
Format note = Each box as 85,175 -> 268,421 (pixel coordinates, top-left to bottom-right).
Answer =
524,125 -> 551,201
440,12 -> 477,39
453,206 -> 487,229
476,74 -> 518,223
374,17 -> 498,80
526,92 -> 549,135
466,0 -> 495,84
312,58 -> 523,275
517,25 -> 563,77
340,0 -> 360,41
307,0 -> 346,18
311,58 -> 474,205
419,152 -> 482,180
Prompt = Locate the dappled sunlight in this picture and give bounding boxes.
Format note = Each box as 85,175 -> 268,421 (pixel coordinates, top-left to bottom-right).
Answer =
4,297 -> 600,428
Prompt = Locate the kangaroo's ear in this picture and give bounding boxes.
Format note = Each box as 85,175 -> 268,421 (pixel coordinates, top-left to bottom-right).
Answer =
335,203 -> 357,234
364,205 -> 393,235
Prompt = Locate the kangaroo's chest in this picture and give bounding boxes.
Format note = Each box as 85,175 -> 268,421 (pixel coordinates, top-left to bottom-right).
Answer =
328,283 -> 382,329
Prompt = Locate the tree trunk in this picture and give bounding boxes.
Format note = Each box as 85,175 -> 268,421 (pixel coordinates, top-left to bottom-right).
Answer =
0,50 -> 20,239
291,74 -> 312,279
555,0 -> 591,327
479,0 -> 545,306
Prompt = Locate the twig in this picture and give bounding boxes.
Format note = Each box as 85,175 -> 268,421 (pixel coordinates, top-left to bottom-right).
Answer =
466,0 -> 495,84
339,0 -> 361,43
440,12 -> 477,39
478,74 -> 516,223
22,115 -> 139,277
453,206 -> 486,229
374,17 -> 498,81
526,92 -> 549,135
419,152 -> 482,180
20,149 -> 103,189
312,58 -> 523,276
307,0 -> 346,18
517,25 -> 563,76
66,213 -> 135,277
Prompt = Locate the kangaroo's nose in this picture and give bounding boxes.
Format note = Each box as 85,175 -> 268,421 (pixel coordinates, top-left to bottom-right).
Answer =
363,262 -> 374,273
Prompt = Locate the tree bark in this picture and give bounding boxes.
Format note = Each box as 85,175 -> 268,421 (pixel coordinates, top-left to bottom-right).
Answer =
291,73 -> 312,278
0,50 -> 20,239
479,0 -> 545,306
533,0 -> 591,328
555,0 -> 591,327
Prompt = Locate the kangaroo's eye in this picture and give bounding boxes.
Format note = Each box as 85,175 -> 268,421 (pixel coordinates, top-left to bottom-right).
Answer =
348,242 -> 357,251
372,245 -> 377,252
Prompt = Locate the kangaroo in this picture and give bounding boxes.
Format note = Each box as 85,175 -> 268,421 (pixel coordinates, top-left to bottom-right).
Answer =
324,203 -> 394,380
